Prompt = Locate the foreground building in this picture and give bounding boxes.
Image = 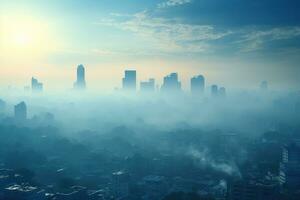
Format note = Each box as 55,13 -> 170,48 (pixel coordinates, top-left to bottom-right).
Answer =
279,142 -> 300,189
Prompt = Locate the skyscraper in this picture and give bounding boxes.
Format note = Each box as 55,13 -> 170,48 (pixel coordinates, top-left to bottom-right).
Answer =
211,85 -> 218,97
122,70 -> 136,91
191,75 -> 205,94
14,101 -> 27,121
279,142 -> 300,188
161,73 -> 181,93
74,64 -> 86,90
140,78 -> 155,92
31,77 -> 43,92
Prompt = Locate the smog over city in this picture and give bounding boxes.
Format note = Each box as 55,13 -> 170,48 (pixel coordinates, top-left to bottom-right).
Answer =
0,0 -> 300,200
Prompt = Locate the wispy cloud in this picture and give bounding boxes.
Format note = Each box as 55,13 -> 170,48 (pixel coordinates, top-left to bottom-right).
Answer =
238,27 -> 300,52
94,11 -> 300,56
158,0 -> 192,9
95,11 -> 231,54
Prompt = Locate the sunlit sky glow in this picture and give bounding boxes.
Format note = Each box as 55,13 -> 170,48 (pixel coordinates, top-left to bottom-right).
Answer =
0,0 -> 300,91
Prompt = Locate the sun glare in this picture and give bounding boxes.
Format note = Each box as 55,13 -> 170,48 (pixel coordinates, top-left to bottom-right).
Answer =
1,15 -> 54,53
4,19 -> 37,48
13,31 -> 32,46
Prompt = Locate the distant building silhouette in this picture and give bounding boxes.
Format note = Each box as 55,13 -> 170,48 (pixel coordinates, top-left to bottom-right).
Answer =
211,85 -> 218,97
31,77 -> 43,92
74,64 -> 86,90
122,70 -> 136,91
161,73 -> 181,92
14,101 -> 27,121
140,78 -> 155,92
191,75 -> 205,95
260,81 -> 268,91
219,87 -> 226,97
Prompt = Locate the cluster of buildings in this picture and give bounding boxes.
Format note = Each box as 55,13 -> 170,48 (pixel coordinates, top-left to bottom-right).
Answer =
22,64 -> 273,97
119,68 -> 226,96
0,169 -> 110,200
27,64 -> 228,96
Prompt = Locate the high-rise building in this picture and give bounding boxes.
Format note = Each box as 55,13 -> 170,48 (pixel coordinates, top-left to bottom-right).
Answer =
14,101 -> 27,121
211,85 -> 218,97
279,142 -> 300,188
122,70 -> 136,91
161,73 -> 181,92
191,75 -> 205,94
74,64 -> 86,90
31,77 -> 43,92
140,78 -> 155,92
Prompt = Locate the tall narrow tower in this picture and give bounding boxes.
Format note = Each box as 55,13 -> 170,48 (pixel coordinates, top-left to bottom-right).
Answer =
74,64 -> 86,90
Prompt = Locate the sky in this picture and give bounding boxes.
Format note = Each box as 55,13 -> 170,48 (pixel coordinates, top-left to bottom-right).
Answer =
0,0 -> 300,91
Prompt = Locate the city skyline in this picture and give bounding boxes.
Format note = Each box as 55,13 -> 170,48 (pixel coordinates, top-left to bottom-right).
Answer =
24,67 -> 217,93
0,0 -> 300,91
1,1 -> 300,200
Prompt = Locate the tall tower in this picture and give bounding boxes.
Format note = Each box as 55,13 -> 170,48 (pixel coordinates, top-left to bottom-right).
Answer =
74,64 -> 86,90
122,70 -> 136,91
191,75 -> 205,95
161,73 -> 181,93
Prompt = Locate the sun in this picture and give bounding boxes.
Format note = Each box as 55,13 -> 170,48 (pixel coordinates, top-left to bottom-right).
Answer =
12,30 -> 32,46
0,16 -> 49,53
2,18 -> 38,49
0,15 -> 58,64
15,33 -> 30,45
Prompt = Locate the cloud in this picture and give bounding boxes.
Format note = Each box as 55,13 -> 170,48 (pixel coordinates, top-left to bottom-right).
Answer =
238,27 -> 300,52
95,11 -> 231,54
158,0 -> 192,9
94,11 -> 300,56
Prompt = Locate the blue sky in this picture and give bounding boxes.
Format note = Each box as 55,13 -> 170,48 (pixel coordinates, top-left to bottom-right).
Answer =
1,0 -> 300,90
